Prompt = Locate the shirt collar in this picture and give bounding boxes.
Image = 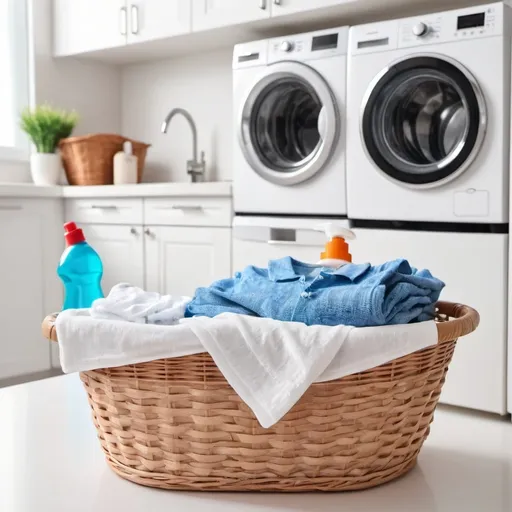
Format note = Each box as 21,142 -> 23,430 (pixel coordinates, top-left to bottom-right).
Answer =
268,257 -> 370,282
268,257 -> 316,282
325,262 -> 371,281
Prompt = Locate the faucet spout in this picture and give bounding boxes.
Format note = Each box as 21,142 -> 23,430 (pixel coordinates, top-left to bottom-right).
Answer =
161,107 -> 198,163
161,107 -> 206,183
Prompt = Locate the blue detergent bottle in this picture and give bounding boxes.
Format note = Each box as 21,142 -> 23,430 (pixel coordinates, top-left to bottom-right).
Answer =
58,222 -> 104,310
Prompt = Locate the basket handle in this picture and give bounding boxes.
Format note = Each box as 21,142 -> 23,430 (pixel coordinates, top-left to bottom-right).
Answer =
42,314 -> 59,343
42,301 -> 479,346
435,301 -> 480,344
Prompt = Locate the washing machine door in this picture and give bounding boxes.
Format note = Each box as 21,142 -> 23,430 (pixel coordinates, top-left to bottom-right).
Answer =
361,55 -> 486,188
239,61 -> 338,186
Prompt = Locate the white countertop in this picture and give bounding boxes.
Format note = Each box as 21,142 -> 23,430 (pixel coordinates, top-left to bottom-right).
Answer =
0,182 -> 232,198
1,374 -> 511,512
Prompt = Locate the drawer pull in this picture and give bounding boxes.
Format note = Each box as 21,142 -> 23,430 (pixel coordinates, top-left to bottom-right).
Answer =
171,205 -> 203,211
90,205 -> 118,210
0,205 -> 22,211
155,205 -> 204,211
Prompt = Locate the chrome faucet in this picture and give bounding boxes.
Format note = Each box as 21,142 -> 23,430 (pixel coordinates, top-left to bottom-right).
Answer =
161,108 -> 206,182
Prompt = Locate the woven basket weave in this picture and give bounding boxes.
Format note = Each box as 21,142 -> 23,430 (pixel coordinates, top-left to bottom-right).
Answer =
42,301 -> 478,492
59,133 -> 150,186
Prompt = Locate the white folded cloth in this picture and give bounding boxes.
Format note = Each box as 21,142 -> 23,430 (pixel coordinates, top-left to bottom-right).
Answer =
56,309 -> 437,428
91,283 -> 190,325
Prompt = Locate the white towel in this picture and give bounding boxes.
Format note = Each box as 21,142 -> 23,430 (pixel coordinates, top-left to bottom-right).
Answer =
91,283 -> 190,325
55,311 -> 437,428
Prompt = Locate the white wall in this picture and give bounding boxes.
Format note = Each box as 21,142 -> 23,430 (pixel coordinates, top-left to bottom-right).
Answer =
2,0 -> 123,183
121,49 -> 233,183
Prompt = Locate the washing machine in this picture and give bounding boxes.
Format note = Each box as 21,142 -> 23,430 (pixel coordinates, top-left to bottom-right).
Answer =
346,3 -> 511,415
346,2 -> 511,223
233,27 -> 348,217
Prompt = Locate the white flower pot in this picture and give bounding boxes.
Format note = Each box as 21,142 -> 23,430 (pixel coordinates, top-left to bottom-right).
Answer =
30,153 -> 62,186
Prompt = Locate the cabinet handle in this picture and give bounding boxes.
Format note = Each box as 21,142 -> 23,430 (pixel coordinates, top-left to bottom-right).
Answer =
259,0 -> 267,9
144,228 -> 155,239
90,205 -> 118,210
0,205 -> 22,211
120,6 -> 127,35
131,4 -> 139,34
171,205 -> 203,211
130,227 -> 138,235
273,0 -> 281,4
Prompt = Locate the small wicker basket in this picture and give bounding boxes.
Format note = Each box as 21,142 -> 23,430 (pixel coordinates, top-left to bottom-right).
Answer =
42,301 -> 478,492
59,134 -> 150,186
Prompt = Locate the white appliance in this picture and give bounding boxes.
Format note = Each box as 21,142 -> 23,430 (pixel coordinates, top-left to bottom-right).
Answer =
345,3 -> 511,414
346,3 -> 511,223
233,27 -> 348,216
233,217 -> 350,272
351,227 -> 508,415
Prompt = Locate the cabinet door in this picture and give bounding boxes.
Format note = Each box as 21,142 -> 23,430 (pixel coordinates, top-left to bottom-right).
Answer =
192,0 -> 270,31
82,224 -> 145,295
270,0 -> 344,17
351,228 -> 508,415
0,201 -> 53,379
54,0 -> 126,56
127,0 -> 191,44
145,226 -> 231,297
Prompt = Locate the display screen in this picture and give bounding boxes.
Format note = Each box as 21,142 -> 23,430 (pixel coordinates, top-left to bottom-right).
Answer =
311,33 -> 338,51
457,12 -> 485,30
357,37 -> 389,49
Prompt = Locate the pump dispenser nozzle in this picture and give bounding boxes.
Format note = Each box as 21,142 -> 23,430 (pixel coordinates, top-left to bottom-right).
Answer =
316,223 -> 356,266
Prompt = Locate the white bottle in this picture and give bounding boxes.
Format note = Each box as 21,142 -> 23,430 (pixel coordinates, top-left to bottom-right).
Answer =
113,141 -> 138,185
315,223 -> 356,268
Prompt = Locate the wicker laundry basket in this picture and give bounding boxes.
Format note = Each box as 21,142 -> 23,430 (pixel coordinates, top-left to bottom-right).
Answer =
42,301 -> 478,492
59,133 -> 150,186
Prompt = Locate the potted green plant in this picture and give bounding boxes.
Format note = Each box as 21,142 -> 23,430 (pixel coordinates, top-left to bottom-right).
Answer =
20,104 -> 78,186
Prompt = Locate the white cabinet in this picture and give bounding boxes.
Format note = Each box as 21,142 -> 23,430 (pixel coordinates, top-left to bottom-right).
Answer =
145,226 -> 231,297
351,228 -> 508,415
0,199 -> 62,380
54,0 -> 191,56
54,0 -> 126,56
82,224 -> 145,295
127,0 -> 192,44
270,0 -> 346,17
192,0 -> 270,31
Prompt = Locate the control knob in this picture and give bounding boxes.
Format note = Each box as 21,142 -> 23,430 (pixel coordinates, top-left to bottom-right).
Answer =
280,40 -> 293,52
412,22 -> 429,37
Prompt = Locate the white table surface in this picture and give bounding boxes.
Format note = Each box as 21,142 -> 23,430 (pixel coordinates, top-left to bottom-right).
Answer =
1,374 -> 511,512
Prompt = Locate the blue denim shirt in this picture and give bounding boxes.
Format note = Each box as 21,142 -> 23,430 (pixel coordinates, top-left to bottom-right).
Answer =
185,257 -> 445,327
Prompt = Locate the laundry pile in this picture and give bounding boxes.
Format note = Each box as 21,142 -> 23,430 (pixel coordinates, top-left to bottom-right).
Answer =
56,257 -> 444,428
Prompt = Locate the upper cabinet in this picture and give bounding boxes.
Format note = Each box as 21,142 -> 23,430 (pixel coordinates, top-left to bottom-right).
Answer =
270,0 -> 345,17
54,0 -> 126,56
54,0 -> 192,57
192,0 -> 270,32
127,0 -> 191,44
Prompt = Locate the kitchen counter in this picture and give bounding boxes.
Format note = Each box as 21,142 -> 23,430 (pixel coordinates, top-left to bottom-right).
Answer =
0,182 -> 232,198
1,374 -> 511,512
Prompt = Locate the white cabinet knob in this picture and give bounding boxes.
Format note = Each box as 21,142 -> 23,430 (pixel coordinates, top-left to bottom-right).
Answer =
412,22 -> 428,37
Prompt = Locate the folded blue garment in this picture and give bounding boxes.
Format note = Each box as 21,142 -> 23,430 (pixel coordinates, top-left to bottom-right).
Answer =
185,257 -> 445,327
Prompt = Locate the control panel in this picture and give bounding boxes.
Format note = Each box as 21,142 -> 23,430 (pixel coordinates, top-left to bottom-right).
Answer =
399,3 -> 502,48
268,27 -> 348,63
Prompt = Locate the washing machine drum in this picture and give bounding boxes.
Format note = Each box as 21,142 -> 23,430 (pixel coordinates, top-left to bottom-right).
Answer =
239,62 -> 338,186
362,55 -> 486,187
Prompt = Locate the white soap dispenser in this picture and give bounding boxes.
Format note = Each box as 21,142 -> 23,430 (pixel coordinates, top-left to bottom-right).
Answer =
113,141 -> 138,185
316,223 -> 356,268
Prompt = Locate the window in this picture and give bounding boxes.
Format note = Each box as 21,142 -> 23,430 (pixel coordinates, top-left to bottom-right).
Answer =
0,0 -> 29,161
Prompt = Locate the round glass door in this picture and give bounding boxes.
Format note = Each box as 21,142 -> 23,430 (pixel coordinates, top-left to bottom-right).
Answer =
239,62 -> 338,186
361,55 -> 486,187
